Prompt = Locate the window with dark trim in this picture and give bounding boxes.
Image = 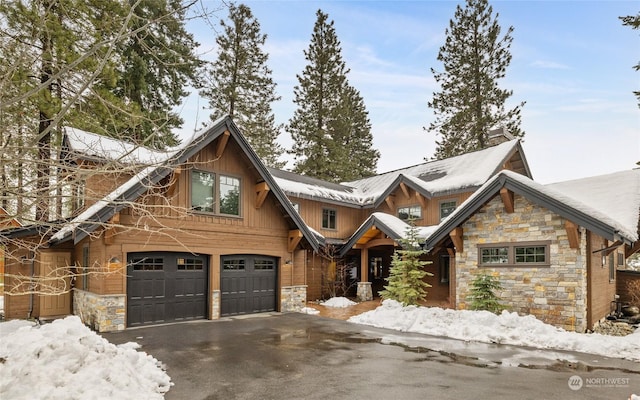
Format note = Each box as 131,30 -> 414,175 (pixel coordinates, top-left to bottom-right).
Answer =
440,255 -> 450,283
223,259 -> 245,270
617,253 -> 624,267
191,170 -> 242,216
177,258 -> 204,271
322,208 -> 337,230
440,200 -> 457,221
191,170 -> 215,212
478,242 -> 550,267
219,175 -> 240,216
398,205 -> 422,221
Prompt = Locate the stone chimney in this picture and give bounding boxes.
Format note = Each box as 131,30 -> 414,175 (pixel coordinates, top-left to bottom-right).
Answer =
487,127 -> 515,146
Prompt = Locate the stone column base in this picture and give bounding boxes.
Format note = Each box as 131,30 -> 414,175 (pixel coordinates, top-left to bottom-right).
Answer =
357,282 -> 373,301
211,290 -> 221,319
281,285 -> 307,312
73,289 -> 125,332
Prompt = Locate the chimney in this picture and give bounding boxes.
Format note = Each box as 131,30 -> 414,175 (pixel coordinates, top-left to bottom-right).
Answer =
487,127 -> 515,146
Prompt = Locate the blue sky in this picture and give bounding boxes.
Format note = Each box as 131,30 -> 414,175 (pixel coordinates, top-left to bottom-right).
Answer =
177,0 -> 639,183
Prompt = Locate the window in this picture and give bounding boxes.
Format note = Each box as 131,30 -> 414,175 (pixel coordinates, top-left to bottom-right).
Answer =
440,255 -> 450,283
322,208 -> 336,230
191,170 -> 242,216
609,253 -> 615,282
219,175 -> 240,216
478,242 -> 550,267
398,205 -> 422,221
130,257 -> 164,271
254,259 -> 275,270
191,170 -> 215,212
223,259 -> 245,270
481,247 -> 509,264
177,258 -> 204,271
440,200 -> 457,221
618,253 -> 624,267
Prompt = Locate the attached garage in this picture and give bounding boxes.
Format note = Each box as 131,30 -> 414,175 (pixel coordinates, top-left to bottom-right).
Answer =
220,255 -> 277,316
127,252 -> 208,327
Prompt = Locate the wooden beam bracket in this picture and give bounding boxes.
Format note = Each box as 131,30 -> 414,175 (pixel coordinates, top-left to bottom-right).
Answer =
384,195 -> 395,212
215,130 -> 231,158
565,220 -> 580,249
288,229 -> 303,252
500,187 -> 514,214
255,181 -> 270,209
449,227 -> 463,252
104,212 -> 120,245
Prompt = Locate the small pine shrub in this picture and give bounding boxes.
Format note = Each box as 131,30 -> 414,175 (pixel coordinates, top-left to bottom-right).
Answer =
380,222 -> 433,306
468,273 -> 505,314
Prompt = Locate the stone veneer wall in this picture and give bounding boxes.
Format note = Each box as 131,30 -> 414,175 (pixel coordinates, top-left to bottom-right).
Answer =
211,290 -> 220,319
281,285 -> 307,312
73,289 -> 125,332
456,194 -> 588,332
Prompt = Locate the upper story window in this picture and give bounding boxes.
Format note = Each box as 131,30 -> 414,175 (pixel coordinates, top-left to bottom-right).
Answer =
191,170 -> 215,212
478,242 -> 550,267
219,175 -> 240,216
398,205 -> 422,221
440,200 -> 457,221
322,208 -> 337,230
191,170 -> 241,216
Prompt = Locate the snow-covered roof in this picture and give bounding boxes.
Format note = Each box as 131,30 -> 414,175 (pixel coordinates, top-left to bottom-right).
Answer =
424,168 -> 640,249
339,212 -> 440,256
63,127 -> 174,165
50,117 -> 321,251
271,139 -> 529,207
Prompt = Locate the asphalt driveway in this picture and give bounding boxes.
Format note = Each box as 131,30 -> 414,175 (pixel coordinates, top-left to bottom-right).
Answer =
105,313 -> 639,400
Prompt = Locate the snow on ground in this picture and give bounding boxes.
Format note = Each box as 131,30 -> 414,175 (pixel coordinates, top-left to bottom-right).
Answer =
322,297 -> 357,308
0,316 -> 172,400
299,307 -> 320,315
348,300 -> 640,362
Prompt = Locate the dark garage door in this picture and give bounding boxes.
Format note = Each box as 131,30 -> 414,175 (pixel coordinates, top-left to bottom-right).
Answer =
220,255 -> 277,316
127,252 -> 208,327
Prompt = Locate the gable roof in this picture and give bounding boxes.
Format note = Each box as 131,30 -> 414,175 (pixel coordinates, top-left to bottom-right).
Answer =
49,116 -> 321,251
338,212 -> 439,257
424,169 -> 640,250
270,139 -> 531,208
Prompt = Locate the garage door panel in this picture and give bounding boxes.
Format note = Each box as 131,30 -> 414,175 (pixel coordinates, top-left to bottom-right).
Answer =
221,255 -> 277,317
127,252 -> 208,327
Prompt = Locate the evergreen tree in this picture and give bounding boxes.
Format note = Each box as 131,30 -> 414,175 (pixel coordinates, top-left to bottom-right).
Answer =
620,13 -> 640,107
115,0 -> 202,147
380,223 -> 433,306
426,0 -> 525,159
288,9 -> 378,182
468,273 -> 505,314
202,3 -> 284,168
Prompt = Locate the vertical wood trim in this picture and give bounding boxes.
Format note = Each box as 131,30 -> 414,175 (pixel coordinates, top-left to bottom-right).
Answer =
360,248 -> 369,283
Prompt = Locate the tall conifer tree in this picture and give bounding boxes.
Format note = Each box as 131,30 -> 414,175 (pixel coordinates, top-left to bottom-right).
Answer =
426,0 -> 525,159
288,9 -> 378,182
202,3 -> 284,168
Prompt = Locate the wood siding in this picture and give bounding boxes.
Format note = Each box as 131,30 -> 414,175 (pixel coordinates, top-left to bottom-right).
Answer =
587,233 -> 619,328
291,197 -> 367,240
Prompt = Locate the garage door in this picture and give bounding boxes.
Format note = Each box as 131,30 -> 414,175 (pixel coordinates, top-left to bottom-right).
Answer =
127,252 -> 208,327
220,255 -> 277,316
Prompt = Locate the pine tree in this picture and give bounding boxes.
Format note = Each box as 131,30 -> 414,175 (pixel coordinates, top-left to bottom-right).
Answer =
379,223 -> 433,306
115,0 -> 202,147
620,13 -> 640,108
427,0 -> 525,159
468,273 -> 505,314
288,9 -> 378,182
202,3 -> 284,168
